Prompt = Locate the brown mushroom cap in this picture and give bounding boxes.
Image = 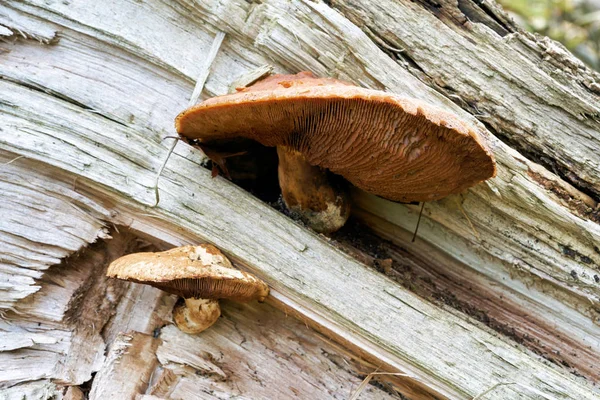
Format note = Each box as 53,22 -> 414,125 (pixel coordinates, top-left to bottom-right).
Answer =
107,245 -> 269,302
176,72 -> 496,202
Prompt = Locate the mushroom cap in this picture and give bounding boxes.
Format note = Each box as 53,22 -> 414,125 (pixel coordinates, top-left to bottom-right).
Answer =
176,72 -> 496,202
107,245 -> 269,302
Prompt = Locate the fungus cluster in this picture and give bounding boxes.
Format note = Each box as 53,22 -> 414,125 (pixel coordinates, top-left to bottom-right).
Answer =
107,244 -> 269,334
176,72 -> 496,233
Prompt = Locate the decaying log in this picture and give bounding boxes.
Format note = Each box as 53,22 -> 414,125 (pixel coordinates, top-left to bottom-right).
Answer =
0,226 -> 399,399
88,332 -> 160,400
1,0 -> 599,399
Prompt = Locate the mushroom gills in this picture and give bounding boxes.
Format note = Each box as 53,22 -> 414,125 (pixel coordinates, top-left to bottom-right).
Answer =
175,72 -> 497,233
106,244 -> 269,335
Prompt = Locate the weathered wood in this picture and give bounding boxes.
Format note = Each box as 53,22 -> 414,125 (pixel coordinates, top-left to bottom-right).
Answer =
89,332 -> 160,400
150,304 -> 399,399
0,223 -> 396,399
0,231 -> 136,387
1,0 -> 599,398
0,110 -> 597,398
352,191 -> 600,380
328,0 -> 600,198
0,381 -> 63,400
0,155 -> 110,307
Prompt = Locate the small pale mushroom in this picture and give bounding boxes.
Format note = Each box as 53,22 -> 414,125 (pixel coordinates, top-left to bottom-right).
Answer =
176,72 -> 496,233
106,244 -> 269,334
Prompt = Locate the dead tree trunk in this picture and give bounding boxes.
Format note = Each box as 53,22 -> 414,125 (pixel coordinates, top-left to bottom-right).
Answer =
1,0 -> 599,399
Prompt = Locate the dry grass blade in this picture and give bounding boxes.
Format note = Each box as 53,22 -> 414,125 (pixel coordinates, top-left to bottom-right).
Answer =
455,196 -> 480,241
411,202 -> 425,243
152,31 -> 226,207
472,382 -> 516,399
349,372 -> 409,400
1,155 -> 24,166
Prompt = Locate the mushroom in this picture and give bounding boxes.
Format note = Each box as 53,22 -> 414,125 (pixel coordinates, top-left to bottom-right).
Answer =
176,72 -> 496,233
276,145 -> 350,233
106,244 -> 269,334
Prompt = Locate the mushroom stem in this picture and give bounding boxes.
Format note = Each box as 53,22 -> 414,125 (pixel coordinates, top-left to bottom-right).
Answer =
277,146 -> 350,233
173,297 -> 221,334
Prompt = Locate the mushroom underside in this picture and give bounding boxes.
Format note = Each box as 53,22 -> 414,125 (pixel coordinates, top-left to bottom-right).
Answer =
128,276 -> 268,302
178,96 -> 495,203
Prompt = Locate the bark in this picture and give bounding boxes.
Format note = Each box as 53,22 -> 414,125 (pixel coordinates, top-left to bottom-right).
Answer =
0,0 -> 599,399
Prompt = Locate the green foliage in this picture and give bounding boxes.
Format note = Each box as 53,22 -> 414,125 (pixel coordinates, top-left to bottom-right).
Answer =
498,0 -> 600,70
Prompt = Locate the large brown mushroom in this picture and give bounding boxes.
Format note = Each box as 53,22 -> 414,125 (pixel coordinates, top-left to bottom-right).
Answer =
107,244 -> 269,334
176,72 -> 496,232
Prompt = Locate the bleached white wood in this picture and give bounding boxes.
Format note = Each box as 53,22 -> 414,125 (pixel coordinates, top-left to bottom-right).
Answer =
0,232 -> 137,388
152,312 -> 398,400
0,98 -> 597,398
0,0 -> 599,398
0,381 -> 62,400
102,283 -> 176,348
0,160 -> 110,306
0,5 -> 57,43
88,332 -> 160,400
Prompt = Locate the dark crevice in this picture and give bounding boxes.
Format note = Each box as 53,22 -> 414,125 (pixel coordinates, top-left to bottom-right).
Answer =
414,0 -> 443,14
361,378 -> 412,400
530,171 -> 600,225
412,0 -> 469,29
489,121 -> 600,205
411,0 -> 517,35
327,218 -> 597,381
78,373 -> 96,398
472,0 -> 519,32
457,0 -> 510,36
466,0 -> 518,35
188,138 -> 281,204
581,111 -> 600,121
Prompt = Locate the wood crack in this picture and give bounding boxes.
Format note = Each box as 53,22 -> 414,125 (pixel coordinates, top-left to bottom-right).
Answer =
0,76 -> 130,128
2,0 -> 600,397
463,0 -> 517,35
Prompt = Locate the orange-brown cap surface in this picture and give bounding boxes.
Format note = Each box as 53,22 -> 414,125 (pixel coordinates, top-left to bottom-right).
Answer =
176,72 -> 496,202
107,245 -> 269,302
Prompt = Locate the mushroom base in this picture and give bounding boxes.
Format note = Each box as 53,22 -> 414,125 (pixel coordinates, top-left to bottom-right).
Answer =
277,146 -> 350,233
173,297 -> 221,334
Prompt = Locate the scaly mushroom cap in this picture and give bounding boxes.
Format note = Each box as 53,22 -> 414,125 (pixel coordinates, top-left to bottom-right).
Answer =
176,72 -> 496,202
107,245 -> 269,302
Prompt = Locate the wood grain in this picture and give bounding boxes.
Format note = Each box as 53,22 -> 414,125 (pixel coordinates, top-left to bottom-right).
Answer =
1,0 -> 599,398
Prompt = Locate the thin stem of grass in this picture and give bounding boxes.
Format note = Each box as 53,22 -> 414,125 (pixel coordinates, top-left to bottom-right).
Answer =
152,31 -> 226,207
